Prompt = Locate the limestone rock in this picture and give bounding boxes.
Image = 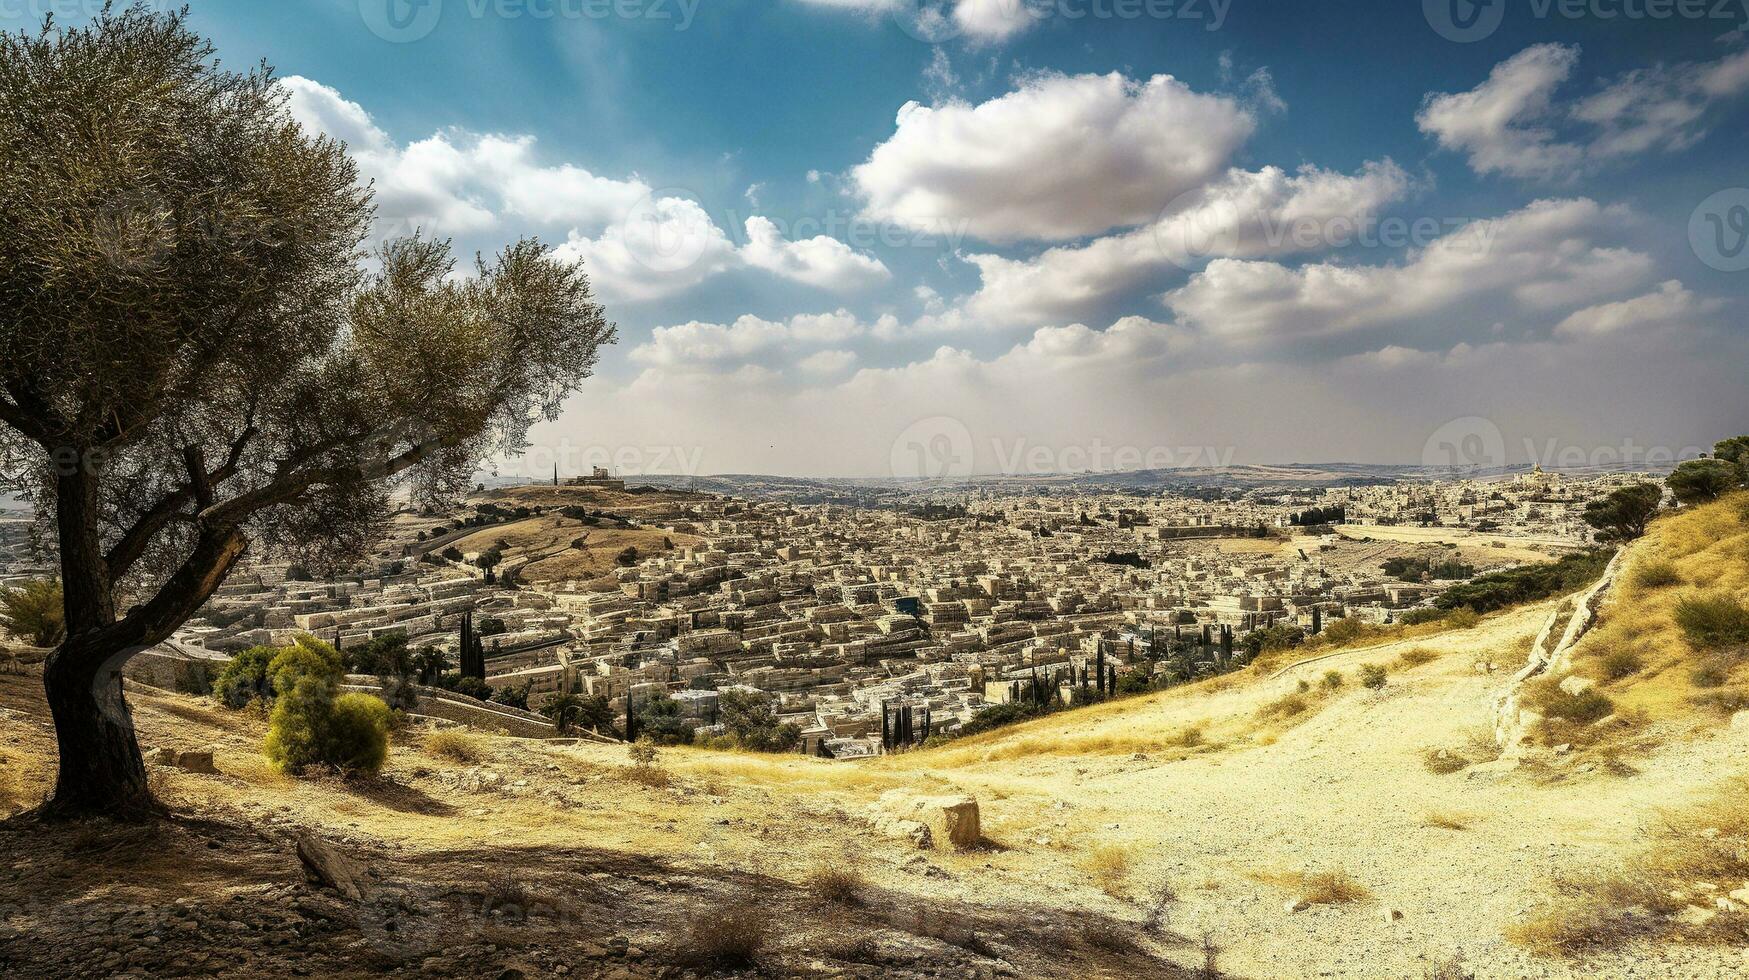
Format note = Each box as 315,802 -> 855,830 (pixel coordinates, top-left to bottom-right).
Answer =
1730,710 -> 1749,731
172,750 -> 218,774
1284,897 -> 1310,913
869,791 -> 981,851
1382,907 -> 1404,923
295,833 -> 369,901
1558,675 -> 1594,697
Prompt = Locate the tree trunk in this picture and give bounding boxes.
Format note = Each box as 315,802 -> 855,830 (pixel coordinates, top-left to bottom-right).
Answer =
39,637 -> 162,821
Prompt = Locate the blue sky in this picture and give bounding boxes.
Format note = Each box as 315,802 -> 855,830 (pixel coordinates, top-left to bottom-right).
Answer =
24,0 -> 1749,476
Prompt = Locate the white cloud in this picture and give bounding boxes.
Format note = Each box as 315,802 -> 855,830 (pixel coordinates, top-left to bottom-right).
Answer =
797,349 -> 860,374
282,76 -> 889,304
551,196 -> 740,303
853,72 -> 1255,242
1419,45 -> 1749,178
740,217 -> 892,291
960,161 -> 1413,325
280,76 -> 647,237
1554,280 -> 1723,339
1416,44 -> 1585,180
1163,198 -> 1654,344
951,0 -> 1037,42
629,310 -> 874,369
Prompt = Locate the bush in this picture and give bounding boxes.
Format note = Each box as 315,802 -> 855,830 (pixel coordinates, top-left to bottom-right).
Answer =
1535,686 -> 1615,724
263,650 -> 390,776
1630,559 -> 1682,590
678,899 -> 768,970
1673,593 -> 1749,650
267,636 -> 343,693
806,863 -> 864,904
1435,549 -> 1614,614
1398,608 -> 1447,626
1321,670 -> 1343,690
0,578 -> 64,646
211,645 -> 278,708
1360,664 -> 1388,690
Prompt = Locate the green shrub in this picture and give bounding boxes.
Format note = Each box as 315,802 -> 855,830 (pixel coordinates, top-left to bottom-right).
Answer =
0,578 -> 64,647
265,677 -> 390,775
1673,594 -> 1749,650
1360,664 -> 1388,690
267,635 -> 344,693
1321,670 -> 1343,690
1435,549 -> 1614,614
262,641 -> 390,775
211,644 -> 278,708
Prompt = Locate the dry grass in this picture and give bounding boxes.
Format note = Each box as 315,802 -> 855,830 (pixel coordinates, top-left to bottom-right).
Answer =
1629,558 -> 1682,591
423,728 -> 485,764
1509,777 -> 1749,956
1248,867 -> 1371,904
1394,647 -> 1440,669
1422,748 -> 1471,775
1421,810 -> 1470,830
1420,954 -> 1476,979
1080,843 -> 1136,897
676,896 -> 770,970
805,862 -> 865,905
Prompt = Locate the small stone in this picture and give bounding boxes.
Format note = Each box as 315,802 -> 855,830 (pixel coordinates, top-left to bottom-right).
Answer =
1285,898 -> 1311,913
1382,907 -> 1404,923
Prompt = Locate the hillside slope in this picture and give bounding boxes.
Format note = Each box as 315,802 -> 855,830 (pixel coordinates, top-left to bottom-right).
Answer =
4,498 -> 1749,978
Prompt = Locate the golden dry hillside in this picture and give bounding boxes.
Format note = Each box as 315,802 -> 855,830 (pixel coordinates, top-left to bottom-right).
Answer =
4,497 -> 1749,978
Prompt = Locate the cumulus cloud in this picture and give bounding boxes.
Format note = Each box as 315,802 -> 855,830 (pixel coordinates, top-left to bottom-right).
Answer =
853,72 -> 1255,242
797,349 -> 860,374
740,216 -> 892,291
281,76 -> 646,238
629,310 -> 886,370
959,161 -> 1413,325
1554,280 -> 1724,339
1418,45 -> 1749,178
1163,198 -> 1654,344
282,77 -> 888,303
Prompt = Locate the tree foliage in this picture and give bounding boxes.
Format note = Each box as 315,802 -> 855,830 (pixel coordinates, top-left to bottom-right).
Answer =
1582,482 -> 1663,543
1667,459 -> 1743,506
0,578 -> 65,646
0,6 -> 613,816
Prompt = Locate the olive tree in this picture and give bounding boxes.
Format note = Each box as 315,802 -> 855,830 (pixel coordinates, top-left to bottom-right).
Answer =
0,7 -> 614,818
